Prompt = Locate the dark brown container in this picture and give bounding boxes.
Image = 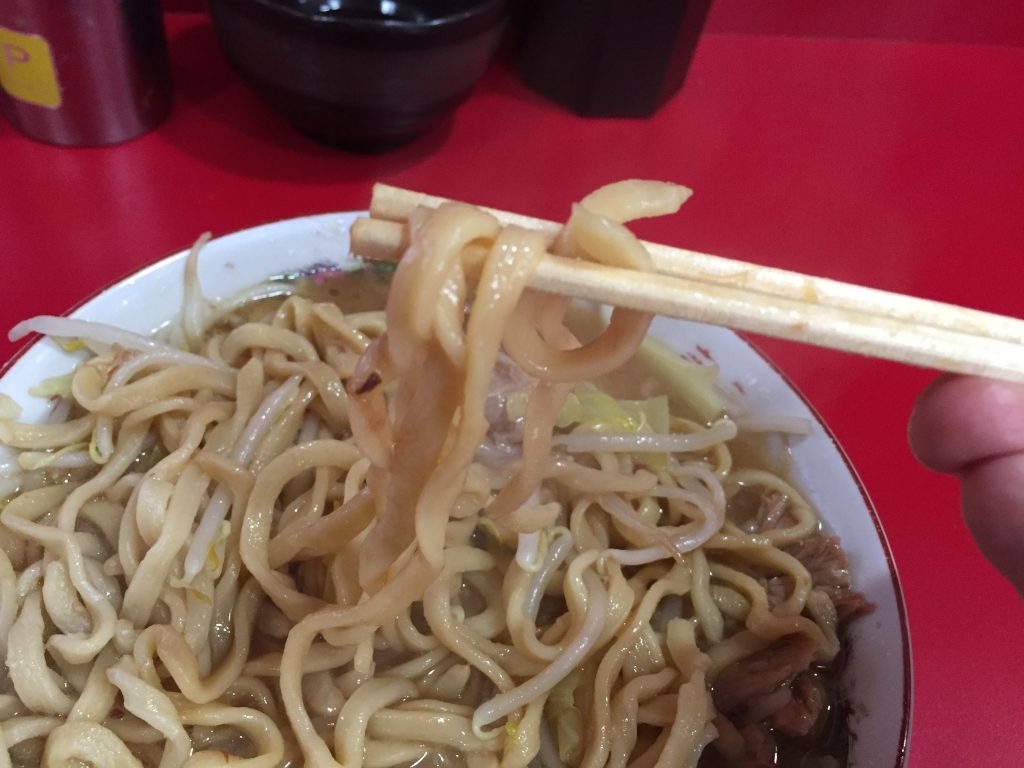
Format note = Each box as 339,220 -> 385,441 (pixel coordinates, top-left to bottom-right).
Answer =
517,0 -> 712,117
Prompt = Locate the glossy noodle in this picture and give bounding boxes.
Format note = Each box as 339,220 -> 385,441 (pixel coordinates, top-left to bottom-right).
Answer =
0,182 -> 865,767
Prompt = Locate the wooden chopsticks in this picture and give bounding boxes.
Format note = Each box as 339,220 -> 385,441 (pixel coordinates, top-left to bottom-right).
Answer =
351,183 -> 1024,383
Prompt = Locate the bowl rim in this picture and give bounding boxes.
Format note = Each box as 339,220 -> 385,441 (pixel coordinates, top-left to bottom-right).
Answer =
211,0 -> 509,32
0,212 -> 913,767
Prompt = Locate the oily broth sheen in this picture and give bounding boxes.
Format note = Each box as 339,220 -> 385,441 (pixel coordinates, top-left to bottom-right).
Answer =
286,265 -> 394,314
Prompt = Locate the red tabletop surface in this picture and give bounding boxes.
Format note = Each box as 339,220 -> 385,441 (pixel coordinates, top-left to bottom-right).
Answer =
3,8 -> 1024,765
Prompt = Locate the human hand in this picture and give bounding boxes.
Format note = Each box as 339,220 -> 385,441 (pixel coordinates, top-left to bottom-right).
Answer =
908,375 -> 1024,594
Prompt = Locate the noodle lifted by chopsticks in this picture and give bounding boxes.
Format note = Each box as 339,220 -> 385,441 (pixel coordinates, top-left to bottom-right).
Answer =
0,181 -> 857,768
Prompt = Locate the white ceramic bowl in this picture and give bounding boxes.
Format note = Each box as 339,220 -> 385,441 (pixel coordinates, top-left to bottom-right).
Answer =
0,213 -> 911,766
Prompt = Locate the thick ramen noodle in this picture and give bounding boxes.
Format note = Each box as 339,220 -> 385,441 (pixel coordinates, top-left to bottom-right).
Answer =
0,181 -> 869,767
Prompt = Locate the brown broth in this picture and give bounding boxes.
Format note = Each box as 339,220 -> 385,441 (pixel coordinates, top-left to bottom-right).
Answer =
284,262 -> 394,313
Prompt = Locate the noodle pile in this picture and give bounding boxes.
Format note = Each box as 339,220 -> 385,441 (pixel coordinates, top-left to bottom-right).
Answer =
0,182 -> 855,767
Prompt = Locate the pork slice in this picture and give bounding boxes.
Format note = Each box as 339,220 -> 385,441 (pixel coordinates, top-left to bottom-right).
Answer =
786,535 -> 850,590
787,535 -> 874,626
762,576 -> 791,609
754,490 -> 789,531
831,590 -> 874,624
770,671 -> 826,737
712,634 -> 818,715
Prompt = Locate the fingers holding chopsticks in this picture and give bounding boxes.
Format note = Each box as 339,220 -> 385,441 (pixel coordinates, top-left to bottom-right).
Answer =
909,376 -> 1024,472
910,375 -> 1024,593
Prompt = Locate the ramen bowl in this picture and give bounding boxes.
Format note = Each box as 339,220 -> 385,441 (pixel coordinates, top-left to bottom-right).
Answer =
207,0 -> 508,149
0,214 -> 911,765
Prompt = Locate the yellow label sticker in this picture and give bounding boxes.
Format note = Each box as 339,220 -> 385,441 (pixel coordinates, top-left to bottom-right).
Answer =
0,26 -> 61,109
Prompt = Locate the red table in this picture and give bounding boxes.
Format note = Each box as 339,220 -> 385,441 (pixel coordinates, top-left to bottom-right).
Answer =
3,9 -> 1023,765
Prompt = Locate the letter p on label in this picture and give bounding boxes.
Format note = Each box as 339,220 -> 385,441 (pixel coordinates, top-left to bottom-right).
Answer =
0,26 -> 61,109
